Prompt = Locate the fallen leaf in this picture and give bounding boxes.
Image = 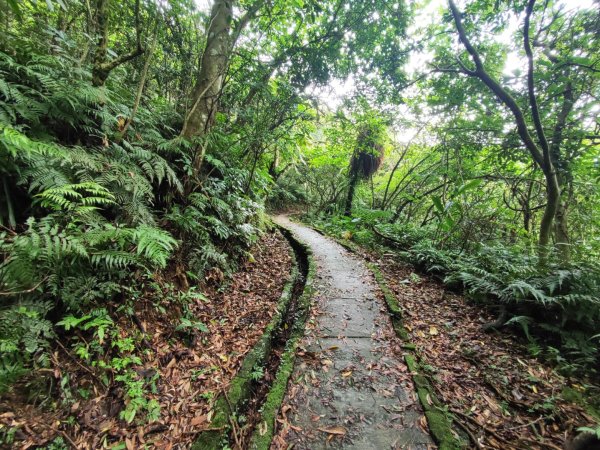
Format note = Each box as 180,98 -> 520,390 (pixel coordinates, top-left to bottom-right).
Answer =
512,388 -> 523,401
258,421 -> 267,436
190,415 -> 206,426
318,426 -> 347,436
429,326 -> 439,335
419,415 -> 429,431
426,393 -> 433,406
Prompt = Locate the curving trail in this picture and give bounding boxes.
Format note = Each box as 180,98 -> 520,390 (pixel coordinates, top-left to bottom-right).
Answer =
272,216 -> 433,450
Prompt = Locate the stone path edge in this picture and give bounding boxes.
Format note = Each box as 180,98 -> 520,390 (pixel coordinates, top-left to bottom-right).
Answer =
304,220 -> 466,450
191,227 -> 300,450
247,223 -> 316,450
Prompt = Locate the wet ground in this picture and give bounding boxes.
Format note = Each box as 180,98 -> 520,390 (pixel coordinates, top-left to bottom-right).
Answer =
272,216 -> 433,450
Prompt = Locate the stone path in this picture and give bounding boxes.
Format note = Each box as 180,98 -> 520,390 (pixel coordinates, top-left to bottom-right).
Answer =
273,216 -> 433,450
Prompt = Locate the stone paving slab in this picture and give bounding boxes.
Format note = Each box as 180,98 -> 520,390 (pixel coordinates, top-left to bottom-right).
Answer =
273,216 -> 433,449
319,297 -> 379,337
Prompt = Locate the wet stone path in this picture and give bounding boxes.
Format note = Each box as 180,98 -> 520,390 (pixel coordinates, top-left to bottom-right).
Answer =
273,216 -> 433,450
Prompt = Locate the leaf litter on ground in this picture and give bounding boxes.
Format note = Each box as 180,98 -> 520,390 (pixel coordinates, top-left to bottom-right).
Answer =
0,231 -> 292,449
367,249 -> 598,449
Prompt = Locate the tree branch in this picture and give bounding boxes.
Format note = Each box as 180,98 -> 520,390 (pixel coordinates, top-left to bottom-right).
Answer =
524,0 -> 552,167
447,0 -> 545,168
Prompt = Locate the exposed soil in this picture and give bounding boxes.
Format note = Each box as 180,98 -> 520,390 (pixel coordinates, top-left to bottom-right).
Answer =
0,231 -> 292,449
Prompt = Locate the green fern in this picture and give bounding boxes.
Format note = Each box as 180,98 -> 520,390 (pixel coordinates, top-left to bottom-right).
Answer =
36,182 -> 115,211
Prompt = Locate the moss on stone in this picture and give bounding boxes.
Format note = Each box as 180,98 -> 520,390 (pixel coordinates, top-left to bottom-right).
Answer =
339,238 -> 361,253
248,335 -> 300,450
248,228 -> 316,450
392,318 -> 410,340
405,356 -> 464,449
404,354 -> 418,372
190,233 -> 300,450
425,409 -> 462,450
366,262 -> 403,318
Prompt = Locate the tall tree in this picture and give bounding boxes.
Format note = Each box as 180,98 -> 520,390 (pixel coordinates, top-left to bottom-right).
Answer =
181,0 -> 265,189
444,0 -> 595,260
344,116 -> 386,216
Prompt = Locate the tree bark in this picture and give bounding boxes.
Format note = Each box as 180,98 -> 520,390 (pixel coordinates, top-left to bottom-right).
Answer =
522,0 -> 561,258
91,0 -> 144,87
448,0 -> 561,260
180,0 -> 234,183
180,0 -> 233,138
550,80 -> 575,261
344,172 -> 358,217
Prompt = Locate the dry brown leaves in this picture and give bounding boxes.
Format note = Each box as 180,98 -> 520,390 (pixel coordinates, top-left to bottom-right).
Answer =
0,231 -> 292,449
372,252 -> 597,449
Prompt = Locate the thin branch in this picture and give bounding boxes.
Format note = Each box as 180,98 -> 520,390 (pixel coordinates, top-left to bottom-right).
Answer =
447,0 -> 545,168
0,277 -> 48,296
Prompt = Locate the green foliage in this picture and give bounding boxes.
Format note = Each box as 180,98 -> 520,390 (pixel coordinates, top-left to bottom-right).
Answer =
0,0 -> 598,443
309,209 -> 600,374
56,307 -> 161,423
0,301 -> 53,392
0,28 -> 262,407
0,217 -> 178,298
36,182 -> 116,211
166,158 -> 262,278
578,425 -> 600,439
176,317 -> 209,333
115,371 -> 160,424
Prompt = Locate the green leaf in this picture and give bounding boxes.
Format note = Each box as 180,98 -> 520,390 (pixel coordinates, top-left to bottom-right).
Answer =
6,0 -> 21,19
455,179 -> 482,196
432,196 -> 444,215
57,315 -> 92,331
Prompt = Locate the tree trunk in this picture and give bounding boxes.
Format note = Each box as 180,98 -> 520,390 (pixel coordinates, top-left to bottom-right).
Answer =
344,172 -> 358,217
550,81 -> 575,262
91,0 -> 110,87
538,173 -> 560,253
181,0 -> 233,184
91,0 -> 143,87
554,200 -> 570,260
448,0 -> 561,261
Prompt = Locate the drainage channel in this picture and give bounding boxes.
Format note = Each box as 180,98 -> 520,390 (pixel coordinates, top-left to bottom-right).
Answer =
191,225 -> 311,450
232,227 -> 309,448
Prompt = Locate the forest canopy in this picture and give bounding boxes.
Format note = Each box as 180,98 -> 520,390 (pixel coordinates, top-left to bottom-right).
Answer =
0,0 -> 599,447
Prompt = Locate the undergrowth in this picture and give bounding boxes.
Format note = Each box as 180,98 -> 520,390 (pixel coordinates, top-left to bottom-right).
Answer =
306,209 -> 600,379
0,31 -> 265,437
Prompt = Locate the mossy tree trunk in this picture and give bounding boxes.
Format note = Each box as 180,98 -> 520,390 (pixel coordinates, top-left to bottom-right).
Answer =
344,172 -> 359,217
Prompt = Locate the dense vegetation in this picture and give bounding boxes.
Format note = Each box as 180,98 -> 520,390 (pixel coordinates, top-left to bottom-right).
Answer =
0,0 -> 598,447
277,1 -> 600,377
